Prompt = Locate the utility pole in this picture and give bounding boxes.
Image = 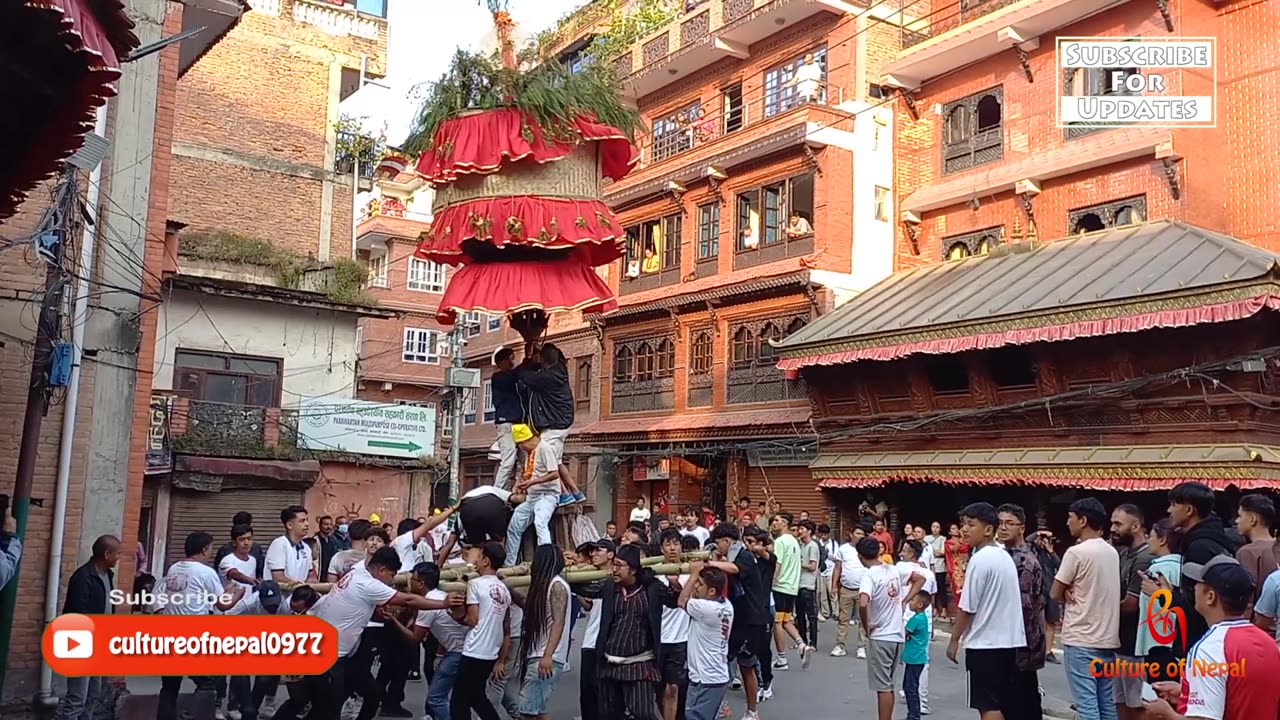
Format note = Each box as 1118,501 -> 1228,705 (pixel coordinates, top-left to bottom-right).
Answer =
0,172 -> 71,684
447,322 -> 466,505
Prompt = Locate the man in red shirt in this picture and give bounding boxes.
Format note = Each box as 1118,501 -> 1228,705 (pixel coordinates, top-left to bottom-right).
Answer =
1144,555 -> 1280,720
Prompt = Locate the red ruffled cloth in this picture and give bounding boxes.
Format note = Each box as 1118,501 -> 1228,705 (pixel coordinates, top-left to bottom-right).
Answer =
414,108 -> 638,185
418,195 -> 625,267
434,258 -> 617,325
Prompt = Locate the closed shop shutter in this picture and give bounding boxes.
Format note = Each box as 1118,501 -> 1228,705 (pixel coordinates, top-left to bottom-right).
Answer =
166,488 -> 304,570
746,466 -> 827,523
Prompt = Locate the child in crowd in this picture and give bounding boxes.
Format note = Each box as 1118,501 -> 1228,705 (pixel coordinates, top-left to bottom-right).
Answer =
272,586 -> 322,720
902,592 -> 932,720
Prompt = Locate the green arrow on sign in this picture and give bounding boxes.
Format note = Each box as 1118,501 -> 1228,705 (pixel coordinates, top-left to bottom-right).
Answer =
368,440 -> 423,452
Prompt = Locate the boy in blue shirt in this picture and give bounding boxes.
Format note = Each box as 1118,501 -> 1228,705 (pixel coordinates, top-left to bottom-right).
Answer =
902,591 -> 933,720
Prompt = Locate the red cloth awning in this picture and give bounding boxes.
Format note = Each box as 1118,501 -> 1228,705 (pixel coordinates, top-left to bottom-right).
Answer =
417,195 -> 625,267
434,256 -> 617,325
1,0 -> 138,218
414,109 -> 638,185
816,474 -> 1279,492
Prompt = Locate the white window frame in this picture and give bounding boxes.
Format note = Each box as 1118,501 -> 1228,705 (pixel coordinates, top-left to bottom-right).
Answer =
441,401 -> 455,437
367,253 -> 389,287
874,186 -> 891,222
464,311 -> 482,337
402,327 -> 441,364
482,379 -> 494,423
463,388 -> 477,425
407,258 -> 446,293
487,314 -> 502,332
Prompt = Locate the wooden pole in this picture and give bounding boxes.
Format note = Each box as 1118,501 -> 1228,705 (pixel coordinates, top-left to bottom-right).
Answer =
299,551 -> 711,594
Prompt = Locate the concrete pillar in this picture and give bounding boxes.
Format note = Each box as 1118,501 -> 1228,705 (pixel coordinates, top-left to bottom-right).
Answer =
78,0 -> 167,562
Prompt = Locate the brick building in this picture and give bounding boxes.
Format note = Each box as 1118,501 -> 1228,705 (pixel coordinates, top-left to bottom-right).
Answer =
534,0 -> 906,523
145,0 -> 404,568
768,0 -> 1280,535
0,0 -> 243,704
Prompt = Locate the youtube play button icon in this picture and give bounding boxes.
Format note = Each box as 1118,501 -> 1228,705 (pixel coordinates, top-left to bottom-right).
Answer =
54,629 -> 93,659
43,613 -> 98,673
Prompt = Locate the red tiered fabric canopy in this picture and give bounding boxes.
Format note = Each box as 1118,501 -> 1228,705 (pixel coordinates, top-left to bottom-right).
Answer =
434,256 -> 617,325
420,195 -> 624,267
413,107 -> 636,326
1,0 -> 138,218
414,108 -> 638,185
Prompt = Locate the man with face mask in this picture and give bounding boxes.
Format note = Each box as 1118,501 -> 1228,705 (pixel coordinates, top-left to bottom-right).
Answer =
1110,504 -> 1153,720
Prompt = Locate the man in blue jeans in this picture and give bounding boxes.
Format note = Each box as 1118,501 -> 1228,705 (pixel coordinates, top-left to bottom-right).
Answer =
402,562 -> 469,720
1051,497 -> 1122,720
505,424 -> 561,566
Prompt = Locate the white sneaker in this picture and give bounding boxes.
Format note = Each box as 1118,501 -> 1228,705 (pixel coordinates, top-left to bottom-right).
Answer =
758,685 -> 773,702
215,711 -> 227,720
772,656 -> 789,670
742,711 -> 761,720
227,712 -> 243,720
801,644 -> 814,669
731,676 -> 743,690
856,647 -> 866,659
830,645 -> 847,657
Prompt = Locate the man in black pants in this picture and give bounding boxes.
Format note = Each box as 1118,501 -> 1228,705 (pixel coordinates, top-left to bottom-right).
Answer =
452,542 -> 512,720
311,547 -> 461,720
434,485 -> 523,564
578,540 -> 615,720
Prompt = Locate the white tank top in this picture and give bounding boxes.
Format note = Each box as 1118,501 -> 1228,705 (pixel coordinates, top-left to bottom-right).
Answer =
526,575 -> 573,664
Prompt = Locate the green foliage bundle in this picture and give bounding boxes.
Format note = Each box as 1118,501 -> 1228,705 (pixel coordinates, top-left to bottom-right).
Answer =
402,48 -> 644,157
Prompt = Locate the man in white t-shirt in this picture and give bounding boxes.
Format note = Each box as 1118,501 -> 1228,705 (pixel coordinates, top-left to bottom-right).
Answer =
265,505 -> 317,594
792,52 -> 824,104
658,528 -> 692,720
452,542 -> 512,720
309,547 -> 462,720
157,532 -> 245,720
578,540 -> 616,720
680,512 -> 711,547
858,537 -> 926,720
831,524 -> 869,657
392,562 -> 469,720
678,563 -> 735,720
505,424 -> 562,566
946,502 -> 1027,720
219,524 -> 269,720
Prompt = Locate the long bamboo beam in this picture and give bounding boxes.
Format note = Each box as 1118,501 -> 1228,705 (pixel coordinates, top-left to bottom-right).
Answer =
297,551 -> 711,594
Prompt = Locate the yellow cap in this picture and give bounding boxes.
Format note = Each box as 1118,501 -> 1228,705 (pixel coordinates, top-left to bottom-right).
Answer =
511,423 -> 534,443
369,512 -> 381,523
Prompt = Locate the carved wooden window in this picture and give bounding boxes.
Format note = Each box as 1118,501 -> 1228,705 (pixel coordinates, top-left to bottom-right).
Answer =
735,172 -> 815,269
612,334 -> 677,413
575,357 -> 592,413
1068,195 -> 1147,235
727,315 -> 809,405
688,329 -> 714,407
942,86 -> 1003,174
622,212 -> 683,293
942,226 -> 1003,262
697,203 -> 720,262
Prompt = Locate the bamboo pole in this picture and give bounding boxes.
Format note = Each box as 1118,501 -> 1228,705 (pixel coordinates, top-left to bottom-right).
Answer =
298,551 -> 710,594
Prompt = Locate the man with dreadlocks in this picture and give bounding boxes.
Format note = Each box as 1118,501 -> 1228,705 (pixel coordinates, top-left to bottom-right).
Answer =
511,544 -> 571,719
578,544 -> 681,720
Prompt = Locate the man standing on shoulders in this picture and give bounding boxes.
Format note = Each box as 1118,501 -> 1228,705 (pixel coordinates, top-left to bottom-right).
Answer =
859,536 -> 926,720
831,524 -> 869,658
770,512 -> 812,670
1111,504 -> 1153,720
516,343 -> 586,505
54,535 -> 119,720
1051,498 -> 1121,720
1142,556 -> 1280,720
947,503 -> 1027,720
997,504 -> 1046,720
491,348 -> 523,490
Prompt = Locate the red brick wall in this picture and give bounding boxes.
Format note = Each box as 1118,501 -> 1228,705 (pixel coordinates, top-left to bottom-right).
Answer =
892,0 -> 1280,268
306,462 -> 437,525
169,3 -> 387,260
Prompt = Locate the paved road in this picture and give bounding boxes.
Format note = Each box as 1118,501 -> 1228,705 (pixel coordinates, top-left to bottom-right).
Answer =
127,620 -> 1078,719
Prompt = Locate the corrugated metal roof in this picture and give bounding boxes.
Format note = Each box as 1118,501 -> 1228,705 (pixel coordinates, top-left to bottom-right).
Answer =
777,221 -> 1278,353
811,444 -> 1280,471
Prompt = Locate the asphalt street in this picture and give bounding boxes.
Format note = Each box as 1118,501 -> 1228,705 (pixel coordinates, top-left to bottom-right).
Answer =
125,619 -> 1078,719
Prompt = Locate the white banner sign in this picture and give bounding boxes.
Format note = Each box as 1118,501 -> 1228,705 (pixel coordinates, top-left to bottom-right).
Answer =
297,397 -> 436,459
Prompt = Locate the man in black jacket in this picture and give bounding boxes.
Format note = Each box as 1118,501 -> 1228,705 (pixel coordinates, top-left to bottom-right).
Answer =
515,343 -> 585,504
491,348 -> 524,490
1163,481 -> 1239,654
55,535 -> 120,720
578,544 -> 680,720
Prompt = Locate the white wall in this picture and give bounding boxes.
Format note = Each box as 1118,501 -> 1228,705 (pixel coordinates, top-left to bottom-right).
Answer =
152,289 -> 360,404
848,103 -> 896,293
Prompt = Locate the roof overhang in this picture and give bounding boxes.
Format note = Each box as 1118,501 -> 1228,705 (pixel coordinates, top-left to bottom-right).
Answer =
812,444 -> 1280,491
169,273 -> 399,318
597,267 -> 813,324
179,0 -> 247,77
576,407 -> 812,443
880,0 -> 1119,89
173,455 -> 321,488
776,221 -> 1280,370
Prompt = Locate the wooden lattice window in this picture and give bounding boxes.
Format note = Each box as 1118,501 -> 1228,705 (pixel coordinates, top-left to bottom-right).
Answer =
942,226 -> 1004,262
942,86 -> 1003,174
726,314 -> 809,405
612,334 -> 677,413
1069,195 -> 1147,234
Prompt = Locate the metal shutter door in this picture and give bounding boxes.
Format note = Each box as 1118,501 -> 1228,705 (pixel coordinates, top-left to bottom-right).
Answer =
746,466 -> 826,523
166,488 -> 304,570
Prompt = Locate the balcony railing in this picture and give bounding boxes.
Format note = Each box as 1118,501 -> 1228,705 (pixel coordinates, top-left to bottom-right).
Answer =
294,0 -> 383,39
361,196 -> 432,224
900,0 -> 1023,49
629,77 -> 847,173
156,395 -> 297,458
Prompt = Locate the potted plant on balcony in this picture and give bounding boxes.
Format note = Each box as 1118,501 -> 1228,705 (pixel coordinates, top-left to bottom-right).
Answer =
402,1 -> 645,343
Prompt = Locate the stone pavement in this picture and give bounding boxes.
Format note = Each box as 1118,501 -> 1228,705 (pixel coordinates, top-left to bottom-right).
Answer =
124,620 -> 1078,719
